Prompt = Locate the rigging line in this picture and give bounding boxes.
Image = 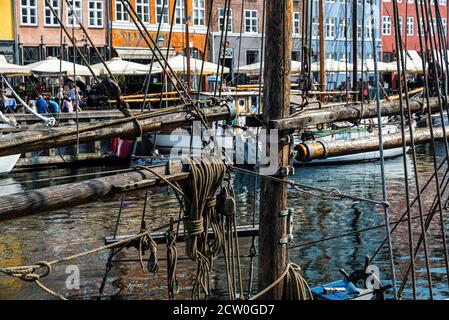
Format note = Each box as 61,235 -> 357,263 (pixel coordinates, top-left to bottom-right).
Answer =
370,0 -> 397,299
218,0 -> 232,96
291,210 -> 437,250
141,0 -> 169,112
399,0 -> 449,296
158,0 -> 180,107
391,0 -> 417,299
234,0 -> 246,93
61,0 -> 115,81
371,157 -> 449,261
119,0 -> 190,102
213,0 -> 230,97
71,6 -> 80,157
44,0 -> 99,82
232,166 -> 388,207
196,0 -> 215,100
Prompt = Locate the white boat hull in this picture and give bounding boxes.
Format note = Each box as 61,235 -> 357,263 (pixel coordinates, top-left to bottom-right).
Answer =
0,154 -> 21,175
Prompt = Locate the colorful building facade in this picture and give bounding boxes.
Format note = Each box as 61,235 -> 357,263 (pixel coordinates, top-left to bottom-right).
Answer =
0,0 -> 16,62
110,0 -> 208,62
381,0 -> 449,61
15,0 -> 108,65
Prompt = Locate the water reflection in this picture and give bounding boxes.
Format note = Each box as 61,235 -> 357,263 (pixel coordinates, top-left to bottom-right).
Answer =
0,144 -> 449,299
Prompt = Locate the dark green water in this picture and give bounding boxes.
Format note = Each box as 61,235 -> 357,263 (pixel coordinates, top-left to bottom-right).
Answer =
1,143 -> 449,300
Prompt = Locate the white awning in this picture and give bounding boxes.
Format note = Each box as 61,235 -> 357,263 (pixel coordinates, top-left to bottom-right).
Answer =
0,55 -> 30,76
115,47 -> 176,61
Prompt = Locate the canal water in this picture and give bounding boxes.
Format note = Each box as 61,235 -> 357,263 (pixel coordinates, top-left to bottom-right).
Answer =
1,143 -> 449,300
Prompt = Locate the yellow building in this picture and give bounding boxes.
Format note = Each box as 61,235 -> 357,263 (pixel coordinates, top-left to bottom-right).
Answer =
0,0 -> 14,41
0,0 -> 15,62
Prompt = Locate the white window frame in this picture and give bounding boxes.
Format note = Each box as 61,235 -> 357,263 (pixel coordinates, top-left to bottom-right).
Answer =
399,16 -> 403,35
174,0 -> 185,25
325,17 -> 336,39
88,0 -> 104,28
441,0 -> 447,5
44,0 -> 61,27
193,0 -> 206,26
66,0 -> 83,27
244,10 -> 258,34
407,0 -> 414,3
156,0 -> 169,24
136,0 -> 150,23
383,16 -> 391,35
338,19 -> 347,39
219,8 -> 233,32
406,16 -> 414,36
443,18 -> 447,35
115,0 -> 130,22
20,0 -> 38,26
293,12 -> 301,34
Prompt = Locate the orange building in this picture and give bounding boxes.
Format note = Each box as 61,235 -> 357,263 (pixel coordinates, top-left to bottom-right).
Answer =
16,0 -> 108,64
109,0 -> 208,62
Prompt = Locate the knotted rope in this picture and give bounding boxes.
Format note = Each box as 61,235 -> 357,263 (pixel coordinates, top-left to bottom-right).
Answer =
249,263 -> 313,300
166,226 -> 179,300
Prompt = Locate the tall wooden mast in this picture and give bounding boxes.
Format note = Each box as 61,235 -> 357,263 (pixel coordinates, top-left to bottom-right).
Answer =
185,0 -> 192,91
259,0 -> 293,299
319,0 -> 326,94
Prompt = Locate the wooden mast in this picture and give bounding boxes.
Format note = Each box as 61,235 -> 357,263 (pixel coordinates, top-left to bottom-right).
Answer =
352,0 -> 358,98
319,0 -> 326,95
185,0 -> 192,91
259,0 -> 292,299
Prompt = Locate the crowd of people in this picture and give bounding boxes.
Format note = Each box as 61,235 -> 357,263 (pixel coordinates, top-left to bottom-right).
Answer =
28,84 -> 82,114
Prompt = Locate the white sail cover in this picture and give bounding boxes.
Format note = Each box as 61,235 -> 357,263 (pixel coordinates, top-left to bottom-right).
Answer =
237,60 -> 302,75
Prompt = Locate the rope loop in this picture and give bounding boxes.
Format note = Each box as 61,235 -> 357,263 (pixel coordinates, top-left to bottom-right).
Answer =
185,218 -> 204,236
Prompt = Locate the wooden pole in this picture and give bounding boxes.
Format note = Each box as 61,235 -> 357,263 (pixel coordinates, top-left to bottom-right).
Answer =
185,0 -> 192,92
295,126 -> 449,161
319,0 -> 326,95
352,0 -> 358,99
0,161 -> 190,221
0,105 -> 234,157
258,0 -> 292,299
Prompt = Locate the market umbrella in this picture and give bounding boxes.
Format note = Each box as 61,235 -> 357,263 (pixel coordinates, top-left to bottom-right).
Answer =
25,56 -> 97,76
0,55 -> 30,76
151,55 -> 230,75
237,60 -> 302,74
357,59 -> 397,72
91,57 -> 151,76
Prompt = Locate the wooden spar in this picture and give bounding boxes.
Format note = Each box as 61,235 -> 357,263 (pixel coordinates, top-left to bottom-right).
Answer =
184,0 -> 192,92
0,161 -> 190,221
318,0 -> 326,96
295,126 -> 449,161
269,97 -> 442,130
258,0 -> 292,299
352,0 -> 358,98
0,104 -> 234,157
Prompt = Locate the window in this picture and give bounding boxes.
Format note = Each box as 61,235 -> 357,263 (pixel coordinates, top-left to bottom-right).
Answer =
312,17 -> 319,38
443,18 -> 448,36
193,0 -> 206,26
293,12 -> 300,34
219,8 -> 233,32
89,0 -> 103,27
244,10 -> 258,33
383,16 -> 391,35
326,53 -> 335,59
325,18 -> 336,38
406,17 -> 414,36
339,19 -> 348,38
398,16 -> 403,35
44,0 -> 60,26
419,17 -> 425,35
407,0 -> 414,3
67,0 -> 82,26
115,0 -> 129,22
23,46 -> 40,64
441,0 -> 447,5
292,51 -> 301,62
136,0 -> 150,23
156,0 -> 169,24
246,50 -> 259,65
20,0 -> 38,26
175,0 -> 185,24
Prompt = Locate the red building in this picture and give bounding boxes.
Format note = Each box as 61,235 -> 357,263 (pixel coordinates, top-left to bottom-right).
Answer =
381,0 -> 449,61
